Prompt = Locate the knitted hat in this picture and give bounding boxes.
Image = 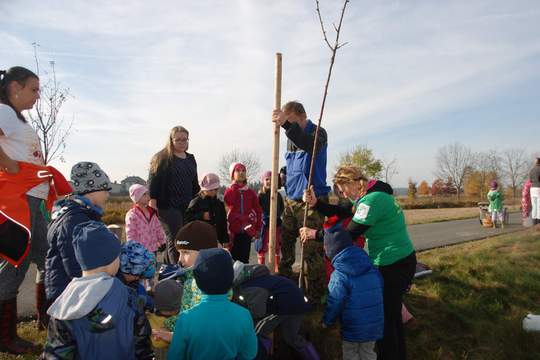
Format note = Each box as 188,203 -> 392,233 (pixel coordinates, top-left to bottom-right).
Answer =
490,180 -> 498,190
229,162 -> 246,180
193,248 -> 233,295
70,162 -> 112,195
175,221 -> 218,251
261,170 -> 272,182
73,221 -> 121,271
154,279 -> 183,313
120,240 -> 156,278
200,173 -> 221,191
129,184 -> 148,203
323,227 -> 353,261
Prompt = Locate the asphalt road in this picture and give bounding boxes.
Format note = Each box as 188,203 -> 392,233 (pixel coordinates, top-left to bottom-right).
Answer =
17,212 -> 525,317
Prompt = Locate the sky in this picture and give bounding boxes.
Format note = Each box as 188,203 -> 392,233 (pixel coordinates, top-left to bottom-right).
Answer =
1,0 -> 539,187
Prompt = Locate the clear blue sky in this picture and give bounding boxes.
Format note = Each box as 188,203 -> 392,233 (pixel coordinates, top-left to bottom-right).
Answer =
1,0 -> 539,187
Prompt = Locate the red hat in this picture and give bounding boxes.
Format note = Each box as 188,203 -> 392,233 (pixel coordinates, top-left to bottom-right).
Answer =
229,162 -> 246,180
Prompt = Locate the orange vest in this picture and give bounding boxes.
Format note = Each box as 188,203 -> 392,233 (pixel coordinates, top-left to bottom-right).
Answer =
0,162 -> 72,267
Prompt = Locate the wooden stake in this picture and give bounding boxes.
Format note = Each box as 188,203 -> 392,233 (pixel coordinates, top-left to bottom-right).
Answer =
268,53 -> 282,274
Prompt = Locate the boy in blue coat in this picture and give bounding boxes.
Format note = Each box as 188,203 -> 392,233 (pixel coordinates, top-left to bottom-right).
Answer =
323,228 -> 384,360
168,248 -> 257,360
41,221 -> 154,359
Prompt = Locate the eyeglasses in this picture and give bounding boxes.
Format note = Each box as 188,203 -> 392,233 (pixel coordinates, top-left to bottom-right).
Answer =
172,138 -> 189,144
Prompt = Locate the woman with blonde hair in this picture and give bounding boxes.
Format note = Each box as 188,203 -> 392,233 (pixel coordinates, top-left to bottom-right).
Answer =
148,126 -> 200,264
301,166 -> 416,360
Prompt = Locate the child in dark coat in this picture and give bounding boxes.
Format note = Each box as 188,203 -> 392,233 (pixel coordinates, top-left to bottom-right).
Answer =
184,173 -> 229,246
233,261 -> 319,360
323,228 -> 384,360
42,221 -> 154,359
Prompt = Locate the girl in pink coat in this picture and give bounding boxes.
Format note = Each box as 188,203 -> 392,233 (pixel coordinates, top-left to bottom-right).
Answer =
125,184 -> 167,254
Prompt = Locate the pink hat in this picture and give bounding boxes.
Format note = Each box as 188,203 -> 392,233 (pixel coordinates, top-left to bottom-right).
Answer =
129,184 -> 148,203
261,170 -> 272,182
229,162 -> 246,180
200,173 -> 220,191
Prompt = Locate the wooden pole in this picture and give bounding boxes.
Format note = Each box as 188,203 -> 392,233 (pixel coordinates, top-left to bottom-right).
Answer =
268,53 -> 282,274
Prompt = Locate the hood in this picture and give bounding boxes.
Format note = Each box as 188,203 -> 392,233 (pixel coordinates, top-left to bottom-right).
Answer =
51,197 -> 101,221
233,261 -> 270,286
47,273 -> 115,320
332,246 -> 373,277
366,180 -> 393,196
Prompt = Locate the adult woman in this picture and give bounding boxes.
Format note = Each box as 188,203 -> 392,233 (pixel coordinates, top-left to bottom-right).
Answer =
301,166 -> 416,360
0,66 -> 46,354
148,126 -> 200,264
528,157 -> 540,226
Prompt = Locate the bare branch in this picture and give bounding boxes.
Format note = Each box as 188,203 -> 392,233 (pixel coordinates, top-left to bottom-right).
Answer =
315,0 -> 334,51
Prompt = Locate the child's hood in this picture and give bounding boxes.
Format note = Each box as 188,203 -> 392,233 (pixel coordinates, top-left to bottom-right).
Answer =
47,272 -> 115,320
332,246 -> 374,277
233,261 -> 270,286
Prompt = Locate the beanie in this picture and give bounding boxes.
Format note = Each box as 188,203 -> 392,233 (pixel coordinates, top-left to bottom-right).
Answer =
193,248 -> 233,295
200,173 -> 221,191
154,279 -> 183,313
323,227 -> 353,261
73,221 -> 121,271
129,184 -> 148,203
261,170 -> 272,182
175,221 -> 218,251
70,162 -> 112,195
120,240 -> 156,278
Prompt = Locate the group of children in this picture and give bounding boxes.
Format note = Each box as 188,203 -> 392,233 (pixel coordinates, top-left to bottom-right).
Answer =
34,158 -> 390,360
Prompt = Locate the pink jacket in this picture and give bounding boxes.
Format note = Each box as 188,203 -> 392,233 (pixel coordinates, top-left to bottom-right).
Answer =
125,205 -> 166,252
522,180 -> 532,218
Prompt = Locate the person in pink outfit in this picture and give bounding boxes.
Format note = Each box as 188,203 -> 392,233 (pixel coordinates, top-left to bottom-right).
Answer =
125,184 -> 167,255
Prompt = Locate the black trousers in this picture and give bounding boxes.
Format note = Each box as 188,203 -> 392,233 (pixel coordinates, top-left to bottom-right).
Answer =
157,208 -> 184,265
230,233 -> 252,264
376,251 -> 417,360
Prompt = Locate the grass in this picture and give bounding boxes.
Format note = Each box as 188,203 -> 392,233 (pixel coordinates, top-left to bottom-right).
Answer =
403,206 -> 520,225
4,231 -> 539,360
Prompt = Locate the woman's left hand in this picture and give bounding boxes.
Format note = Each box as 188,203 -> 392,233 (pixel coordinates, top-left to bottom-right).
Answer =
299,227 -> 317,243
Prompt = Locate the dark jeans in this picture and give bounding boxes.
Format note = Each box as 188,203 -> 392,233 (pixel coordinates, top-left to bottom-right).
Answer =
376,251 -> 416,360
230,233 -> 252,264
255,314 -> 307,351
157,207 -> 184,265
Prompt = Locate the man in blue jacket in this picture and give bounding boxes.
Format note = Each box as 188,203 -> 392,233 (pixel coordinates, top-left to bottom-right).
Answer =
272,101 -> 330,302
323,227 -> 384,360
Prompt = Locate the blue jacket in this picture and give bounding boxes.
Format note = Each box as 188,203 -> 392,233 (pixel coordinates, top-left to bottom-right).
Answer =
323,246 -> 384,342
168,294 -> 258,360
43,275 -> 154,359
44,197 -> 103,301
284,119 -> 331,200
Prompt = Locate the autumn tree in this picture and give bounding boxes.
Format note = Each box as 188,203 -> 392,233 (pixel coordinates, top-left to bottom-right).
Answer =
435,142 -> 473,200
407,179 -> 417,201
418,180 -> 430,196
339,145 -> 382,178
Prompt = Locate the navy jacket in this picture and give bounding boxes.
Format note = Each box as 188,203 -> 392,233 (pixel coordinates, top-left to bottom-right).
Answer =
323,246 -> 384,342
44,198 -> 102,301
283,120 -> 330,200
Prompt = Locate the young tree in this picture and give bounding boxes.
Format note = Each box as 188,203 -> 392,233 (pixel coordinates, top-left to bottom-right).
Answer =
435,142 -> 473,200
339,145 -> 383,178
27,43 -> 73,164
500,148 -> 529,199
382,157 -> 398,185
418,180 -> 430,196
217,148 -> 261,184
431,178 -> 444,196
407,179 -> 417,201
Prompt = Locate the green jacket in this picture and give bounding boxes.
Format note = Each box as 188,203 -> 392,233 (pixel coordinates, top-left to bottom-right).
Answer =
487,190 -> 503,212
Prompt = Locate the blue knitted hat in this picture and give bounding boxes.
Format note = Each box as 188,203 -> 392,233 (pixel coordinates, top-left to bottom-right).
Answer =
323,227 -> 353,261
120,241 -> 156,278
193,248 -> 233,295
73,221 -> 121,271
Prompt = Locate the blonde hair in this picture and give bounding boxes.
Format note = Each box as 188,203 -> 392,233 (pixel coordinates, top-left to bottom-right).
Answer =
333,166 -> 368,185
149,126 -> 189,174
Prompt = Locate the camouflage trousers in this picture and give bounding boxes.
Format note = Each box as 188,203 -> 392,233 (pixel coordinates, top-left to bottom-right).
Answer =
279,197 -> 326,303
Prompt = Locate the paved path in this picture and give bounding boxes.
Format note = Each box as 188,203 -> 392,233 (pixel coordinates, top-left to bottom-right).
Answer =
17,212 -> 525,317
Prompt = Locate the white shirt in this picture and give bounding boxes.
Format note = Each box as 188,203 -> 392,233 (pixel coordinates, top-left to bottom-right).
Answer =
0,104 -> 49,199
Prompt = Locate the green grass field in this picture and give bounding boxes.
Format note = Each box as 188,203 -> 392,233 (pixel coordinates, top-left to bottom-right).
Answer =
2,230 -> 539,360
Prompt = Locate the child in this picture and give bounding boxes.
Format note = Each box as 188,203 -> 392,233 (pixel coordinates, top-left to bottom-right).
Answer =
125,184 -> 166,254
232,261 -> 319,360
487,180 -> 504,228
45,162 -> 112,305
117,240 -> 157,311
224,162 -> 263,263
184,173 -> 229,246
162,220 -> 222,331
322,228 -> 384,360
147,279 -> 183,359
168,248 -> 258,360
256,170 -> 284,271
42,221 -> 154,359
